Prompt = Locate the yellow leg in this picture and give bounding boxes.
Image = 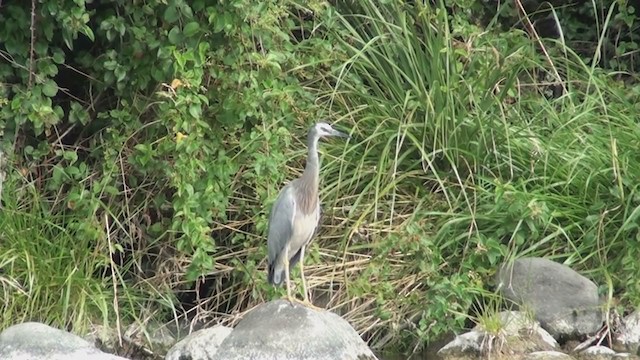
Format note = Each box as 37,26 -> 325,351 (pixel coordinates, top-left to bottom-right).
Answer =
299,245 -> 309,303
298,246 -> 323,311
279,246 -> 322,311
283,247 -> 295,304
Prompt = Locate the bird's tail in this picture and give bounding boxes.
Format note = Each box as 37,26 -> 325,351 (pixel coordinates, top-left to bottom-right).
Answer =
267,262 -> 285,286
267,248 -> 303,286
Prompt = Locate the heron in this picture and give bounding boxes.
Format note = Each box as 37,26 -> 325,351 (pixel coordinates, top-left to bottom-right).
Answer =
267,122 -> 349,307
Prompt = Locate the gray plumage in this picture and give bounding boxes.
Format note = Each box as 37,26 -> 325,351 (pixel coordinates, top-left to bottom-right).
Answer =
266,122 -> 349,304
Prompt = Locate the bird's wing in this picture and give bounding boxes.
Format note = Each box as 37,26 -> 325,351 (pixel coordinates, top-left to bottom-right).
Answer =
316,201 -> 321,227
267,184 -> 296,265
309,201 -> 320,241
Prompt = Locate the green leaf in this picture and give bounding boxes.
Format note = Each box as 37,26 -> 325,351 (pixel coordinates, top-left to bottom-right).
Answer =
62,31 -> 74,50
168,27 -> 182,44
183,22 -> 200,37
42,79 -> 59,97
188,104 -> 201,119
52,48 -> 65,64
164,5 -> 179,23
69,102 -> 90,125
62,150 -> 78,164
115,66 -> 127,82
81,25 -> 95,42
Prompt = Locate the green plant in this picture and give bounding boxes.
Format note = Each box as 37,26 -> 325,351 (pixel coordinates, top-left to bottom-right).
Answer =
317,0 -> 640,354
0,177 -> 114,332
0,0 -> 348,338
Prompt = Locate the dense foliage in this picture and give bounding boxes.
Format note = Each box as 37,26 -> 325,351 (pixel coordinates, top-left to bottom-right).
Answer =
1,0 -> 639,356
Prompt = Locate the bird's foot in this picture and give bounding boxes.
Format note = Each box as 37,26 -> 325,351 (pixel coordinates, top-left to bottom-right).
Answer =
300,297 -> 324,311
280,296 -> 323,311
282,294 -> 300,306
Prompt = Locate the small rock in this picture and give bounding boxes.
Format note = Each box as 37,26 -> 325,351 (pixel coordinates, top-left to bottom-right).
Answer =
525,350 -> 575,360
0,322 -> 128,360
214,300 -> 377,360
437,331 -> 485,359
577,345 -> 617,360
490,311 -> 558,349
584,345 -> 617,355
576,345 -> 640,360
164,325 -> 232,360
125,322 -> 175,353
438,311 -> 557,359
613,311 -> 640,355
497,257 -> 603,339
124,318 -> 204,355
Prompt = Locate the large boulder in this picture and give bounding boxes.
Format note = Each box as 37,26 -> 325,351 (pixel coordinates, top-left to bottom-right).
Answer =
213,299 -> 377,360
165,325 -> 232,360
497,257 -> 603,339
0,322 -> 127,360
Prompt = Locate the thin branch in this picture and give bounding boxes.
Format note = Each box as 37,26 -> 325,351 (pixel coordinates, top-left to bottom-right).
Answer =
0,149 -> 4,208
28,0 -> 36,88
106,213 -> 123,348
514,0 -> 567,95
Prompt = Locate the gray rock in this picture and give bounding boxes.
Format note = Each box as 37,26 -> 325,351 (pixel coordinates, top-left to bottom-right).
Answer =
165,325 -> 232,360
497,257 -> 603,338
214,300 -> 377,360
613,311 -> 640,355
583,345 -> 617,355
524,351 -> 575,360
437,331 -> 485,359
486,311 -> 558,349
613,354 -> 640,359
438,310 -> 557,359
0,322 -> 128,360
124,319 -> 205,355
577,345 -> 639,360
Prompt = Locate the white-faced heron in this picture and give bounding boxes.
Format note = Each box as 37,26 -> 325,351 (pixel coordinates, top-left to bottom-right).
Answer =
267,122 -> 349,306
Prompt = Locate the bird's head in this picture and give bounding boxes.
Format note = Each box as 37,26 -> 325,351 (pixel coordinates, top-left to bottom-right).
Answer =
313,122 -> 350,139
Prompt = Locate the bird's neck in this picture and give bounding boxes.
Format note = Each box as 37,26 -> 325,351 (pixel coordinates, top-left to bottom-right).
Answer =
301,135 -> 319,192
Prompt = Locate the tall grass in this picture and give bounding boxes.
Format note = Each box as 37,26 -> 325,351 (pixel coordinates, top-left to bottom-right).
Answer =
308,0 -> 640,353
0,175 -> 153,337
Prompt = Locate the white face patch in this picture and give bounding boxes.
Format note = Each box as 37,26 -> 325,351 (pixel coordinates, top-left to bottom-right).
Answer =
315,122 -> 333,136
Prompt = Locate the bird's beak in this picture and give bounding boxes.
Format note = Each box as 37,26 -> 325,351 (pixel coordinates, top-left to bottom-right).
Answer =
332,129 -> 351,139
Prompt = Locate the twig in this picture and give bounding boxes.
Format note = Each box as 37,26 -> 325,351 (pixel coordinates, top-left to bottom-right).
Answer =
0,149 -> 4,208
514,0 -> 567,95
106,213 -> 123,347
29,0 -> 36,88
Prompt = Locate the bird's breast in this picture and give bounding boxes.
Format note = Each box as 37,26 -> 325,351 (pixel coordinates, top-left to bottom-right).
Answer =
288,211 -> 318,253
294,177 -> 318,215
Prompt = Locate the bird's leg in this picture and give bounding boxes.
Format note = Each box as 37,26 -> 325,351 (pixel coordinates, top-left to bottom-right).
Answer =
299,245 -> 309,303
283,246 -> 295,304
298,246 -> 323,311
